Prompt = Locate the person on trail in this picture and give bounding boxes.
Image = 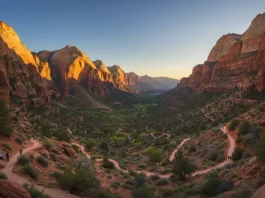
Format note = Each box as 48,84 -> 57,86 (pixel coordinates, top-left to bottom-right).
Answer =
6,152 -> 10,162
0,153 -> 3,160
20,148 -> 23,155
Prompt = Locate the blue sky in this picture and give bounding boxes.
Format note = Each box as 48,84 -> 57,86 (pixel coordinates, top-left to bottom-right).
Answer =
1,0 -> 265,79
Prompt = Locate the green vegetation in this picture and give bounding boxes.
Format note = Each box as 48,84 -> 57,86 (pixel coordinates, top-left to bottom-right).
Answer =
23,183 -> 51,198
255,131 -> 265,161
172,151 -> 195,180
18,155 -> 30,165
1,143 -> 12,150
232,147 -> 244,161
22,164 -> 39,180
43,139 -> 53,150
132,188 -> 155,198
0,173 -> 7,179
145,147 -> 163,163
228,119 -> 240,130
85,138 -> 97,151
15,137 -> 23,144
102,157 -> 115,169
37,155 -> 49,167
0,100 -> 12,137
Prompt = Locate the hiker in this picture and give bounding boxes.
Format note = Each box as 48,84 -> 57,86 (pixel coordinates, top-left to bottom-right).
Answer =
0,153 -> 3,160
20,148 -> 23,155
6,152 -> 10,162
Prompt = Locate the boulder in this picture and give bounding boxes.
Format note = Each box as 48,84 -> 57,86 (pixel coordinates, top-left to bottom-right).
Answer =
0,179 -> 31,198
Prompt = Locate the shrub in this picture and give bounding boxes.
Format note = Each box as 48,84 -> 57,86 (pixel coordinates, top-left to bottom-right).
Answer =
255,131 -> 265,161
132,188 -> 155,198
54,129 -> 70,142
228,119 -> 240,130
216,154 -> 225,162
85,139 -> 97,151
238,121 -> 250,136
50,153 -> 57,162
50,171 -> 62,180
56,163 -> 65,170
150,174 -> 160,181
232,147 -> 244,161
111,181 -> 120,189
1,143 -> 12,150
0,100 -> 13,137
148,148 -> 163,163
134,173 -> 146,187
23,183 -> 50,198
154,179 -> 169,186
37,155 -> 49,167
43,139 -> 53,150
40,152 -> 48,158
71,144 -> 79,153
99,141 -> 109,152
201,177 -> 221,196
0,173 -> 7,179
189,145 -> 196,152
15,137 -> 23,145
234,185 -> 252,198
22,164 -> 39,180
18,155 -> 30,165
102,157 -> 115,169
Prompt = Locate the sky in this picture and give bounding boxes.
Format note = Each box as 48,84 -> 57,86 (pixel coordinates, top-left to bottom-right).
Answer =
1,0 -> 265,79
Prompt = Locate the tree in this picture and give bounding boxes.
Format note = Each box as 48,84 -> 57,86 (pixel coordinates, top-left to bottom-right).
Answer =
232,147 -> 244,161
255,131 -> 265,161
238,121 -> 250,136
0,100 -> 12,137
171,151 -> 195,180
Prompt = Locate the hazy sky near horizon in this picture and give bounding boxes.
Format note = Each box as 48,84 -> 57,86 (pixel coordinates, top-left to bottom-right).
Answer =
1,0 -> 265,79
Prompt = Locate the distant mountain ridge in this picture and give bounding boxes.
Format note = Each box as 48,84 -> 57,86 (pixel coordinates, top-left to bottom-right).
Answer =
0,20 -> 177,105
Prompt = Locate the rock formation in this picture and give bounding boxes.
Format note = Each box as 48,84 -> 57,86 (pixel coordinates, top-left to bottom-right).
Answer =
170,13 -> 265,96
0,21 -> 49,106
0,179 -> 31,198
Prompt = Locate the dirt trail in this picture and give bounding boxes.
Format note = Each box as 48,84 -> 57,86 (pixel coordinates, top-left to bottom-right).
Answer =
192,126 -> 235,176
151,132 -> 171,140
1,140 -> 78,198
74,126 -> 235,178
202,109 -> 215,122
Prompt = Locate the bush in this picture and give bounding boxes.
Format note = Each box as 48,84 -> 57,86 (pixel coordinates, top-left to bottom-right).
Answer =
18,155 -> 30,165
37,155 -> 49,167
0,100 -> 12,137
111,181 -> 120,189
43,139 -> 53,150
50,153 -> 57,162
22,164 -> 39,180
54,129 -> 70,142
40,152 -> 48,158
132,188 -> 155,198
256,131 -> 265,161
102,158 -> 115,169
50,171 -> 62,180
234,185 -> 252,198
201,177 -> 221,196
154,179 -> 169,186
85,139 -> 97,151
1,143 -> 12,150
232,147 -> 244,161
145,147 -> 163,163
15,137 -> 23,145
189,145 -> 196,152
0,173 -> 7,179
71,144 -> 79,153
238,121 -> 251,136
150,174 -> 160,181
23,183 -> 50,198
228,119 -> 240,130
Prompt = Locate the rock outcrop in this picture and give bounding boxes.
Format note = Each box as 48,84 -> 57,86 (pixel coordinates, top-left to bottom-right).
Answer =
171,13 -> 265,96
0,21 -> 49,106
0,179 -> 31,198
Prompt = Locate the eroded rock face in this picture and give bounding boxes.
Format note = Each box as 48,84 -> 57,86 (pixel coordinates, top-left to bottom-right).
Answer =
0,22 -> 50,106
0,179 -> 31,198
174,13 -> 265,94
208,34 -> 241,62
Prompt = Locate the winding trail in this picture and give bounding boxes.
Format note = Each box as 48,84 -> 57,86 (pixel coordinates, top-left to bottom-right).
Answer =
1,140 -> 78,198
0,126 -> 235,198
202,109 -> 215,122
151,132 -> 171,140
74,126 -> 235,178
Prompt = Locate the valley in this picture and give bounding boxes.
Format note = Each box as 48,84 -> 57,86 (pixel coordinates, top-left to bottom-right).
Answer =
1,9 -> 265,198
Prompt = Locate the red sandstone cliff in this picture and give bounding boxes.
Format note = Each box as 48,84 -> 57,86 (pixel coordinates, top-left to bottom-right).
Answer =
173,13 -> 265,95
